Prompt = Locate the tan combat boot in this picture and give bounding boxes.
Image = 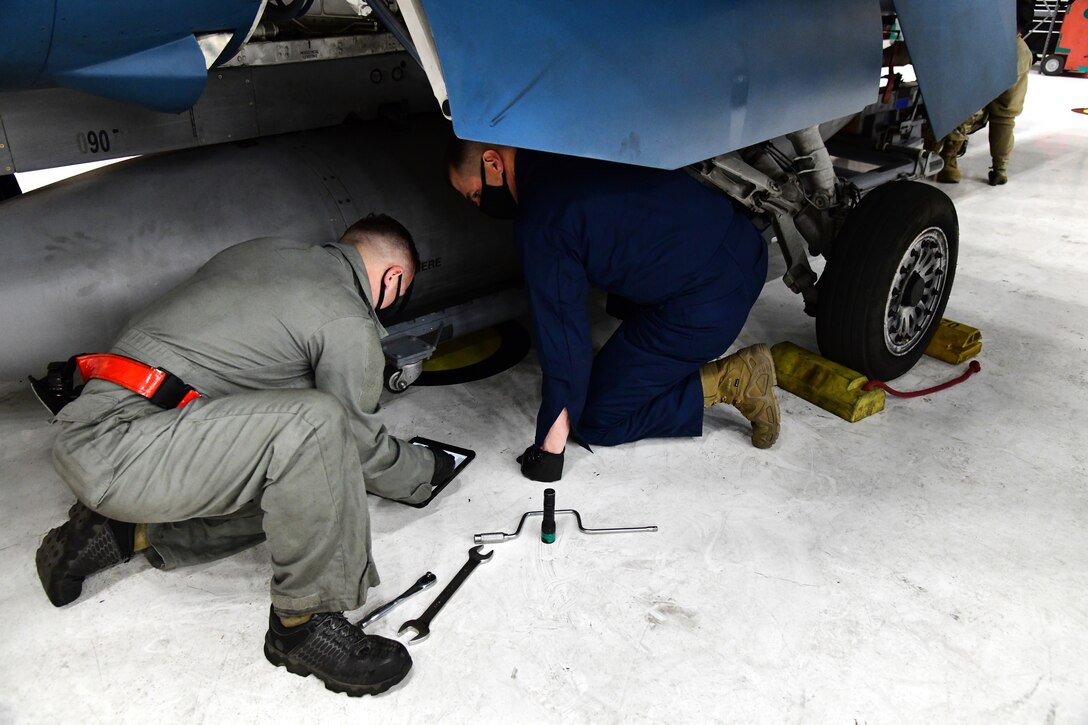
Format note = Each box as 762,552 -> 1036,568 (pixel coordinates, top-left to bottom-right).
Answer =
700,343 -> 781,449
937,139 -> 963,183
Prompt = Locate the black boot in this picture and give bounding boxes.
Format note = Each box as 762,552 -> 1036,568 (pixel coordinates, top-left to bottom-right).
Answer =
36,502 -> 135,607
264,607 -> 412,696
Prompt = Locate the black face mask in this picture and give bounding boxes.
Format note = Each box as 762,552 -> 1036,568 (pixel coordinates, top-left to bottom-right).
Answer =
478,159 -> 518,220
375,270 -> 413,326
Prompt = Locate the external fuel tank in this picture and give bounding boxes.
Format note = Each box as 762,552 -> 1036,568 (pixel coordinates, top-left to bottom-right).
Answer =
0,113 -> 521,379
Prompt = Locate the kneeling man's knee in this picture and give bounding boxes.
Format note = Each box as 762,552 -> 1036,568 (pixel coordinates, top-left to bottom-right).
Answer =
578,410 -> 627,447
295,390 -> 349,430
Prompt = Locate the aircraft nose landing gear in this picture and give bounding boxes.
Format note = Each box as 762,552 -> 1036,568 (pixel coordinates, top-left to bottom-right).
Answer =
817,180 -> 958,381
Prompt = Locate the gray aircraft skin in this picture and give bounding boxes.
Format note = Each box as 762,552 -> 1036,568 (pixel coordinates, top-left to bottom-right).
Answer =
0,114 -> 522,381
0,1 -> 1018,383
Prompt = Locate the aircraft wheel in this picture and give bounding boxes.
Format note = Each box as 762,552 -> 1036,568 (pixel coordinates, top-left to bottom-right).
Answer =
816,181 -> 958,381
1042,54 -> 1066,76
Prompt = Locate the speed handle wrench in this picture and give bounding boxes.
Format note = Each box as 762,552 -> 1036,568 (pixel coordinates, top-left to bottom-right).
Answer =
474,508 -> 657,544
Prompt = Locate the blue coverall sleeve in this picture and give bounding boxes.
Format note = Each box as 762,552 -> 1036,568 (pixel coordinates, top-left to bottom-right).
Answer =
519,224 -> 593,447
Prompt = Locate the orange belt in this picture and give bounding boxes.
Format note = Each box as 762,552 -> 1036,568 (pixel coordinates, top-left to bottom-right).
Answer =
76,354 -> 201,408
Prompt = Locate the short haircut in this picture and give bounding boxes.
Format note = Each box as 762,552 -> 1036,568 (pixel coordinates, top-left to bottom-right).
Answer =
445,135 -> 498,177
341,214 -> 420,275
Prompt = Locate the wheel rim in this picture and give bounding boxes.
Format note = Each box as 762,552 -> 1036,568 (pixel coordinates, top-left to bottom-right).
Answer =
884,226 -> 949,356
1045,58 -> 1061,73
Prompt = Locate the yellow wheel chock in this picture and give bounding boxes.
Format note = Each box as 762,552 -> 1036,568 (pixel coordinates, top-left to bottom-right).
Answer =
771,319 -> 982,422
923,319 -> 982,365
770,341 -> 885,423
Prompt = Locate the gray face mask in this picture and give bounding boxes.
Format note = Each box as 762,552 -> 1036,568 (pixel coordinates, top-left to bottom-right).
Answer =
478,159 -> 518,220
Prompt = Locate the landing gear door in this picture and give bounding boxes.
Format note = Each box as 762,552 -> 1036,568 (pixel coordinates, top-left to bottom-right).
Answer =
421,0 -> 881,170
893,0 -> 1019,139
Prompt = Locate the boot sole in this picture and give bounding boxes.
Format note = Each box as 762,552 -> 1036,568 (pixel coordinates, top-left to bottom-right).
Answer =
264,642 -> 409,697
36,524 -> 83,607
35,504 -> 126,607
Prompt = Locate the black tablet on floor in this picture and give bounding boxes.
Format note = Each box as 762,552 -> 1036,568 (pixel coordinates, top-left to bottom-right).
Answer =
405,437 -> 476,508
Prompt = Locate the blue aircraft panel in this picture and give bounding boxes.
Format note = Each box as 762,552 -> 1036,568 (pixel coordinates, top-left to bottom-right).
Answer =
423,1 -> 883,169
52,37 -> 209,116
0,0 -> 263,112
894,0 -> 1019,139
0,1 -> 55,87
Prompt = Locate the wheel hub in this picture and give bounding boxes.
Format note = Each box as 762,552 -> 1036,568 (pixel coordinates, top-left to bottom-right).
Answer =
903,272 -> 925,307
884,226 -> 949,356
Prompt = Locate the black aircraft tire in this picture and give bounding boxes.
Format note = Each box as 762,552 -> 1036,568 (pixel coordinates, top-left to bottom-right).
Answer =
816,180 -> 958,381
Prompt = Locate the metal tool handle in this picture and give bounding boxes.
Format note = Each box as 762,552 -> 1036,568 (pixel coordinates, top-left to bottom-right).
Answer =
474,531 -> 515,544
413,557 -> 479,624
473,509 -> 658,544
358,572 -> 436,628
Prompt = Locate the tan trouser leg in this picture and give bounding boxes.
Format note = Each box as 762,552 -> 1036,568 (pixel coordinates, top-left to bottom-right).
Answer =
988,38 -> 1032,171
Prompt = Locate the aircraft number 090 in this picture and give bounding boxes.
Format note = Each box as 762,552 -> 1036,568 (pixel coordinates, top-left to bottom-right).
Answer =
77,129 -> 114,155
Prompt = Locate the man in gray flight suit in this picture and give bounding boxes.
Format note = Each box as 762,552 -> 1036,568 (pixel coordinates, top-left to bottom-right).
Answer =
35,214 -> 453,697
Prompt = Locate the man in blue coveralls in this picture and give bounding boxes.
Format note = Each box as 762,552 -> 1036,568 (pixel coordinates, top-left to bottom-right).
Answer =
448,141 -> 781,482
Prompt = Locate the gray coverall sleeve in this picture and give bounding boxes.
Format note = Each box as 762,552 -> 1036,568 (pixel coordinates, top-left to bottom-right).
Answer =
308,317 -> 436,503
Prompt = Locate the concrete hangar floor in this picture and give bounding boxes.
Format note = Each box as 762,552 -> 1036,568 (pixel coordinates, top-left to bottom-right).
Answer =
1,73 -> 1086,724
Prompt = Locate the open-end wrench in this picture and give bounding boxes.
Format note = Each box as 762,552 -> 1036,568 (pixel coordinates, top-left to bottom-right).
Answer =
357,572 -> 437,629
398,545 -> 493,642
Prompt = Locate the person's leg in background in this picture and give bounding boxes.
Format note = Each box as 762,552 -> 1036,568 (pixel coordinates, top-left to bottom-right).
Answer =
987,36 -> 1033,185
936,117 -> 980,184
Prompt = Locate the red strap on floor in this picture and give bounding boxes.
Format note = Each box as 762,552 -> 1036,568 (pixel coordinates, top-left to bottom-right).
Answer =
863,360 -> 982,399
